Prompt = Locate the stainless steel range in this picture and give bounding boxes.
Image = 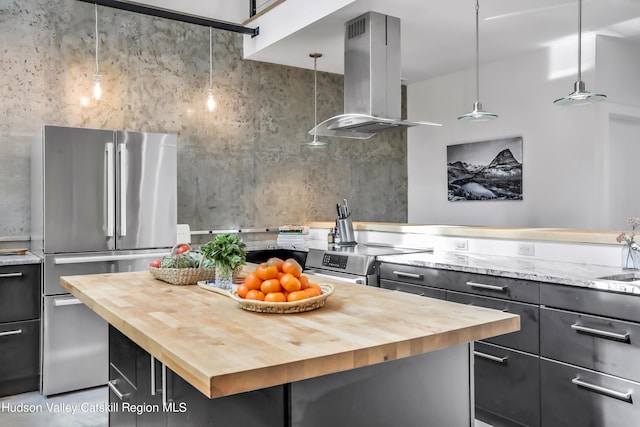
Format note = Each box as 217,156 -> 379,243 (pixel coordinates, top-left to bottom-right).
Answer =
304,244 -> 432,285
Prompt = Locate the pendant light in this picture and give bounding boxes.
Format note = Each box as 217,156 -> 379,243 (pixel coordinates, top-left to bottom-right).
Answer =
458,0 -> 497,121
303,53 -> 328,147
206,27 -> 216,112
92,3 -> 102,100
553,0 -> 606,106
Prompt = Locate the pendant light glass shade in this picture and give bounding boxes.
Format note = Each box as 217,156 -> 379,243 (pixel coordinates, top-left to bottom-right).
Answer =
458,0 -> 497,121
206,27 -> 216,112
92,4 -> 102,101
554,0 -> 606,106
303,53 -> 328,147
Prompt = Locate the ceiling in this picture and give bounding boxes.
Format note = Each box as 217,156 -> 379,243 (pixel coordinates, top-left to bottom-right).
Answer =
244,0 -> 640,83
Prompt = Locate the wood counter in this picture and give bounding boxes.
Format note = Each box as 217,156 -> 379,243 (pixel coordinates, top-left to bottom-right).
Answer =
60,268 -> 519,399
305,221 -> 620,245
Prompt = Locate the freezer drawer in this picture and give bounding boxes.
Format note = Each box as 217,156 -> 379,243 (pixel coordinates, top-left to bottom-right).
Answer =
540,306 -> 640,382
42,295 -> 107,396
541,358 -> 640,427
474,342 -> 540,427
0,264 -> 41,322
0,319 -> 40,397
448,291 -> 539,354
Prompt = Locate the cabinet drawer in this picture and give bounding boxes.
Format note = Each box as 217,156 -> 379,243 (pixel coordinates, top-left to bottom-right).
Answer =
379,263 -> 539,303
0,319 -> 40,397
109,326 -> 137,388
540,307 -> 640,382
541,283 -> 640,322
379,279 -> 446,300
0,264 -> 41,322
448,291 -> 539,354
474,342 -> 540,427
379,263 -> 441,287
108,364 -> 137,427
541,358 -> 640,427
445,271 -> 539,304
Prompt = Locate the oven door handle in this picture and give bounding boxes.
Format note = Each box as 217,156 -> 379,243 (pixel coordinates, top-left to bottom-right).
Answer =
304,271 -> 365,285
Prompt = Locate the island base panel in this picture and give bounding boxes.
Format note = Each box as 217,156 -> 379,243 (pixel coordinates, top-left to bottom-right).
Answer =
290,343 -> 473,427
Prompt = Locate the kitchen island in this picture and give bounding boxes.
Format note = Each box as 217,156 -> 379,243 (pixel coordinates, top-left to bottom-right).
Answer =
61,268 -> 518,427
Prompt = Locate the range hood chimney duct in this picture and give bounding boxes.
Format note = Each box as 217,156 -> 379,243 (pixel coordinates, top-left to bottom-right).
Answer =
309,12 -> 441,139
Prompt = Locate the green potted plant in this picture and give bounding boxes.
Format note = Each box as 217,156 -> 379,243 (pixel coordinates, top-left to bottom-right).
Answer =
201,233 -> 247,289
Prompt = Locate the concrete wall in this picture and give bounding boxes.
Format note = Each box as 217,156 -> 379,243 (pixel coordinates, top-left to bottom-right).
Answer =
406,35 -> 640,231
0,0 -> 408,238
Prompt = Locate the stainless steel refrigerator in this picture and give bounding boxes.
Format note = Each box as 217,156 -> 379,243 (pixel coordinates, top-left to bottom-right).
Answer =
31,125 -> 177,396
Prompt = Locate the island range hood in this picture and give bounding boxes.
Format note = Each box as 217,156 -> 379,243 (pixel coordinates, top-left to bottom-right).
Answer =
309,12 -> 441,140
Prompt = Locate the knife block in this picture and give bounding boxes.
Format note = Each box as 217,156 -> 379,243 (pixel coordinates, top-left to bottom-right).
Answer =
337,217 -> 357,246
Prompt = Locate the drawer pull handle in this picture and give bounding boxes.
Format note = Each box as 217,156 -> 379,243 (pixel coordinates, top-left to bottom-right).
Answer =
474,350 -> 508,364
151,355 -> 156,396
571,324 -> 630,343
466,281 -> 506,292
0,272 -> 23,278
0,329 -> 23,337
54,298 -> 82,307
392,271 -> 423,280
107,379 -> 131,401
571,377 -> 633,403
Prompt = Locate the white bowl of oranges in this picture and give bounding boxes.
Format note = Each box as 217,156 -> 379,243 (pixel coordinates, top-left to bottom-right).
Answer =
232,258 -> 334,314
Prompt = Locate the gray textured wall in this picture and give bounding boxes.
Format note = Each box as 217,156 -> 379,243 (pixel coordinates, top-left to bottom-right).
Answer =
0,0 -> 408,237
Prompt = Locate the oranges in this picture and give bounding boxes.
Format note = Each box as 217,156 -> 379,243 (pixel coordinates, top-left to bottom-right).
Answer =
282,259 -> 303,277
239,258 -> 322,303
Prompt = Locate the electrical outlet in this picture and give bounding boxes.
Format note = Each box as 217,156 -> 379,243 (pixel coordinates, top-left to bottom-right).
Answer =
454,239 -> 468,251
518,243 -> 535,256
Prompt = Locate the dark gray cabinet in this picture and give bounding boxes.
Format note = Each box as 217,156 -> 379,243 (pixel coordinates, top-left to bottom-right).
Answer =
379,278 -> 446,300
474,342 -> 540,427
540,283 -> 640,426
379,261 -> 541,427
108,325 -> 285,427
379,260 -> 640,427
541,358 -> 639,427
448,291 -> 539,354
0,263 -> 41,397
378,263 -> 539,303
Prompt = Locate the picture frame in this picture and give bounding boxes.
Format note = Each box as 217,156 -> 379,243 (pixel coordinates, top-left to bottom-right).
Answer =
447,136 -> 523,201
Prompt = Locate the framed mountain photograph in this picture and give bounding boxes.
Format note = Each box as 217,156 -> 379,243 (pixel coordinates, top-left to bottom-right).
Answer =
447,136 -> 523,201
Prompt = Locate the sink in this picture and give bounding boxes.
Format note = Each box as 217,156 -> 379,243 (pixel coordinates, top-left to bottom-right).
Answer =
596,272 -> 640,282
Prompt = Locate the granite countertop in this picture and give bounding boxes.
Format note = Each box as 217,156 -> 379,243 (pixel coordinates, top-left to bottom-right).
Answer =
377,251 -> 640,295
247,239 -> 640,295
60,268 -> 518,398
0,252 -> 42,267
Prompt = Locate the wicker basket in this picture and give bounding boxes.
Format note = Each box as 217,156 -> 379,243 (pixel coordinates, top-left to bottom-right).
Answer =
230,284 -> 334,314
149,243 -> 216,286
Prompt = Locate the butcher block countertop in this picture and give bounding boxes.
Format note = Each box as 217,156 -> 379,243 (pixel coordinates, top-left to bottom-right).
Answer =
60,268 -> 519,399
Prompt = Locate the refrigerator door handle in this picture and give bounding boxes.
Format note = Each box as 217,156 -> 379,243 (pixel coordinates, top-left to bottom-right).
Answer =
54,252 -> 169,265
119,143 -> 128,237
105,142 -> 115,237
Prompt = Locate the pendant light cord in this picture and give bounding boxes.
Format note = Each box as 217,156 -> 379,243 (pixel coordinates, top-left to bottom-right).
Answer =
313,55 -> 318,138
209,27 -> 213,90
475,0 -> 480,104
94,3 -> 99,75
577,0 -> 582,82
